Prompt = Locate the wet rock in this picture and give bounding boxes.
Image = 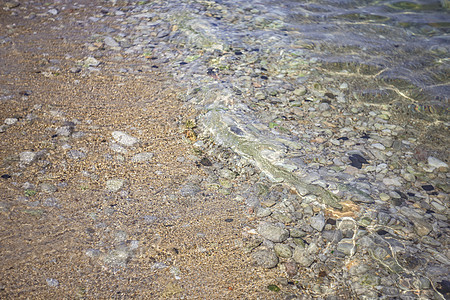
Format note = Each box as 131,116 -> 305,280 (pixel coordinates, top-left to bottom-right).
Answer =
411,218 -> 432,236
112,131 -> 138,146
428,156 -> 448,171
258,222 -> 289,243
274,243 -> 293,258
292,247 -> 314,267
310,213 -> 325,232
336,238 -> 355,256
103,249 -> 130,267
252,250 -> 279,269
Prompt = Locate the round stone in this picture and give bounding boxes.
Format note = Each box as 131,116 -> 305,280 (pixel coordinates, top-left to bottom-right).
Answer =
251,250 -> 279,269
258,223 -> 289,243
274,243 -> 293,258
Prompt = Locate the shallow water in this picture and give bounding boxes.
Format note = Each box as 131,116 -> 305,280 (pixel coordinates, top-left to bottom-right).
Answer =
160,0 -> 449,120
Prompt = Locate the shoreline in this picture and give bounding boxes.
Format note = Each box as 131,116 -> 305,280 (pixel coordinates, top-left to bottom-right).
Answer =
1,1 -> 449,299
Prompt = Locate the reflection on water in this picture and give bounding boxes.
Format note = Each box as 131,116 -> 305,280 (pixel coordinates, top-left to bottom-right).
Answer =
259,0 -> 449,119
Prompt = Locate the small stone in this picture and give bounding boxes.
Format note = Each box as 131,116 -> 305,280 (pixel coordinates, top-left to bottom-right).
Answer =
104,36 -> 120,47
4,118 -> 18,125
20,151 -> 37,164
131,152 -> 154,162
84,56 -> 100,67
292,247 -> 314,267
4,2 -> 20,9
274,244 -> 293,258
39,183 -> 57,193
68,150 -> 86,160
103,249 -> 130,267
336,238 -> 355,255
402,173 -> 415,182
252,250 -> 279,269
411,218 -> 432,236
379,193 -> 390,201
106,179 -> 125,192
428,156 -> 448,171
256,207 -> 272,218
310,213 -> 325,232
110,143 -> 128,154
255,91 -> 266,100
382,177 -> 402,187
112,131 -> 138,146
48,9 -> 58,15
371,143 -> 385,150
46,278 -> 59,287
318,103 -> 330,111
258,223 -> 289,243
284,260 -> 298,277
85,249 -> 101,258
56,126 -> 73,137
293,87 -> 307,96
431,201 -> 446,212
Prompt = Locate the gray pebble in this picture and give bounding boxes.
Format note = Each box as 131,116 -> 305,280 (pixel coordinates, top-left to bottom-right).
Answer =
111,131 -> 139,146
251,250 -> 279,269
258,222 -> 289,243
310,213 -> 325,232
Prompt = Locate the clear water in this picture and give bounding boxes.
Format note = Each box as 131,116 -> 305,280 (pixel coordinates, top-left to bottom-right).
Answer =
164,0 -> 449,120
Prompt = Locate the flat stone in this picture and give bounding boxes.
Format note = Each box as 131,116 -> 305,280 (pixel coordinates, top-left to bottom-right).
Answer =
293,87 -> 307,96
411,218 -> 432,236
371,143 -> 385,150
251,250 -> 279,269
104,36 -> 120,47
4,118 -> 18,125
19,151 -> 36,164
56,126 -> 73,137
131,152 -> 154,162
84,56 -> 100,67
382,177 -> 402,187
292,247 -> 314,267
39,183 -> 57,193
274,243 -> 293,258
310,213 -> 325,232
258,223 -> 289,243
106,179 -> 125,192
336,238 -> 356,255
110,143 -> 128,154
68,150 -> 86,160
428,156 -> 448,170
112,131 -> 138,146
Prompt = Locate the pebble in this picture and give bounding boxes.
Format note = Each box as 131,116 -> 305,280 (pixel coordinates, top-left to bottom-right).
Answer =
131,152 -> 154,162
3,1 -> 447,298
4,118 -> 18,125
46,278 -> 59,287
106,179 -> 125,192
257,223 -> 289,243
251,250 -> 279,269
111,131 -> 139,146
19,151 -> 37,164
428,156 -> 448,171
310,213 -> 325,232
